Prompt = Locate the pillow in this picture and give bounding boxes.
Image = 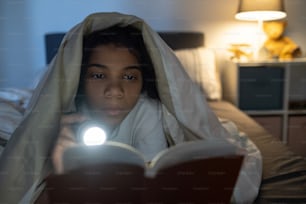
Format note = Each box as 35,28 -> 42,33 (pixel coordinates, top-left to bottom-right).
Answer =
0,88 -> 33,110
0,101 -> 24,141
174,47 -> 221,100
0,88 -> 32,147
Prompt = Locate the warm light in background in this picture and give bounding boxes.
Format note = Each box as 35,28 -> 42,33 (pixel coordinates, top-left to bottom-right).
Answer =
234,0 -> 287,60
235,0 -> 287,21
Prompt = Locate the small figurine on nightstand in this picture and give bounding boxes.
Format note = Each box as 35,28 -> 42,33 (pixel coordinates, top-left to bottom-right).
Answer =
261,20 -> 302,60
228,43 -> 253,62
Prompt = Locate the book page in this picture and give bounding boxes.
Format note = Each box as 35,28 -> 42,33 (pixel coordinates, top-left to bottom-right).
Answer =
62,141 -> 146,173
146,139 -> 244,178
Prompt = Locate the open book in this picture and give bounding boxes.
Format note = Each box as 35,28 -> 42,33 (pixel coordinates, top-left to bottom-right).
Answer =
40,140 -> 244,204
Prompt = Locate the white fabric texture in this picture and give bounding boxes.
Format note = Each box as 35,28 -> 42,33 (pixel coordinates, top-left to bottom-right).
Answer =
174,48 -> 222,100
110,95 -> 168,162
219,118 -> 262,204
0,88 -> 33,110
0,12 -> 261,204
0,102 -> 24,141
0,89 -> 32,143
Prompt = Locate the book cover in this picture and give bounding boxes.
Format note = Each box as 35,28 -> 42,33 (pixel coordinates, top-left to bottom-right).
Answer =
39,140 -> 244,203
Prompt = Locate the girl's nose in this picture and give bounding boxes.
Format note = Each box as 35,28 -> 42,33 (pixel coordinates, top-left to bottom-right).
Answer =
104,81 -> 124,98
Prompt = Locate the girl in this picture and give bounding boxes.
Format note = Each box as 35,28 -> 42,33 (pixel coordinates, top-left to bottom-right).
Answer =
52,26 -> 169,173
0,12 -> 262,203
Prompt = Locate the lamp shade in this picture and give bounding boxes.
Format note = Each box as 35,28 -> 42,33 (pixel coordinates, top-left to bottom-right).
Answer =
236,0 -> 287,21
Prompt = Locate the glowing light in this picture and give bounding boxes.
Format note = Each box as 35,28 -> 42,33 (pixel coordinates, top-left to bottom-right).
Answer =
235,11 -> 286,21
82,126 -> 106,146
76,121 -> 107,146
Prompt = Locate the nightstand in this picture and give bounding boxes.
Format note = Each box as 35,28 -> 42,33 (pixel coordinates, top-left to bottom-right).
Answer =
222,59 -> 306,157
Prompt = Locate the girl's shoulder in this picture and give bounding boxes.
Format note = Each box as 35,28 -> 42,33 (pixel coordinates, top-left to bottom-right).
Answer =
129,95 -> 162,123
137,94 -> 161,110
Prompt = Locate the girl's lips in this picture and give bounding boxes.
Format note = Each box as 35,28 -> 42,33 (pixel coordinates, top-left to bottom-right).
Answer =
104,108 -> 123,116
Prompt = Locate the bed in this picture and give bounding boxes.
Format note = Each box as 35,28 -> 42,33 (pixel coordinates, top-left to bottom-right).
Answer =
1,31 -> 306,203
160,32 -> 306,204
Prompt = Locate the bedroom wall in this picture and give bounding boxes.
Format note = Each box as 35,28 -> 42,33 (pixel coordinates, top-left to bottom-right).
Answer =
0,0 -> 305,89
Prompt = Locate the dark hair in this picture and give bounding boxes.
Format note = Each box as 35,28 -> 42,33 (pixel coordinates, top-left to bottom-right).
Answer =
76,26 -> 159,108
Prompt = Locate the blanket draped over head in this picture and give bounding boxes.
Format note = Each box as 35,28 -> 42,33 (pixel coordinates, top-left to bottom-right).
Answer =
0,12 -> 261,203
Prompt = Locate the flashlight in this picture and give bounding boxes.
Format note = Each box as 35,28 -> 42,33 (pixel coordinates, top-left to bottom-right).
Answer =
74,121 -> 107,146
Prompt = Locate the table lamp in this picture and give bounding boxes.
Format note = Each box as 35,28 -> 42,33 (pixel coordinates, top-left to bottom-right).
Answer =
235,0 -> 287,59
236,0 -> 286,21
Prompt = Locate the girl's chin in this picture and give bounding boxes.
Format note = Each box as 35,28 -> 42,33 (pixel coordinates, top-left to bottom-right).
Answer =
93,114 -> 125,130
89,109 -> 130,126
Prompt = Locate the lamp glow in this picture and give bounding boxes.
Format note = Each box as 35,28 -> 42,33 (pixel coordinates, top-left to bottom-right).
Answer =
235,0 -> 286,21
235,0 -> 287,60
235,11 -> 286,21
76,121 -> 107,146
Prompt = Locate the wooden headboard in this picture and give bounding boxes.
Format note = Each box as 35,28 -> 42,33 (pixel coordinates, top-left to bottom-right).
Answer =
44,31 -> 204,64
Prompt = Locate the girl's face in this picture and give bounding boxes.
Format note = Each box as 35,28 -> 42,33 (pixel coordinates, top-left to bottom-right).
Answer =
84,44 -> 143,131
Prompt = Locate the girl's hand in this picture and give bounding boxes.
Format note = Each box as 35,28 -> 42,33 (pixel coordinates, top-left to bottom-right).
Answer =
51,113 -> 88,174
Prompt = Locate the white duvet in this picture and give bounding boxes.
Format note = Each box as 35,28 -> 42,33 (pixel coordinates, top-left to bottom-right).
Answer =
0,88 -> 32,142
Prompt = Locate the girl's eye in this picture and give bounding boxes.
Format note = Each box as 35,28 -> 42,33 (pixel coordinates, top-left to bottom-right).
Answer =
88,73 -> 105,79
123,74 -> 137,81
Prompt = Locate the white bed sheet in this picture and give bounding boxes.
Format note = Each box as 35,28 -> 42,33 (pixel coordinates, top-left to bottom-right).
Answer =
0,88 -> 33,154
